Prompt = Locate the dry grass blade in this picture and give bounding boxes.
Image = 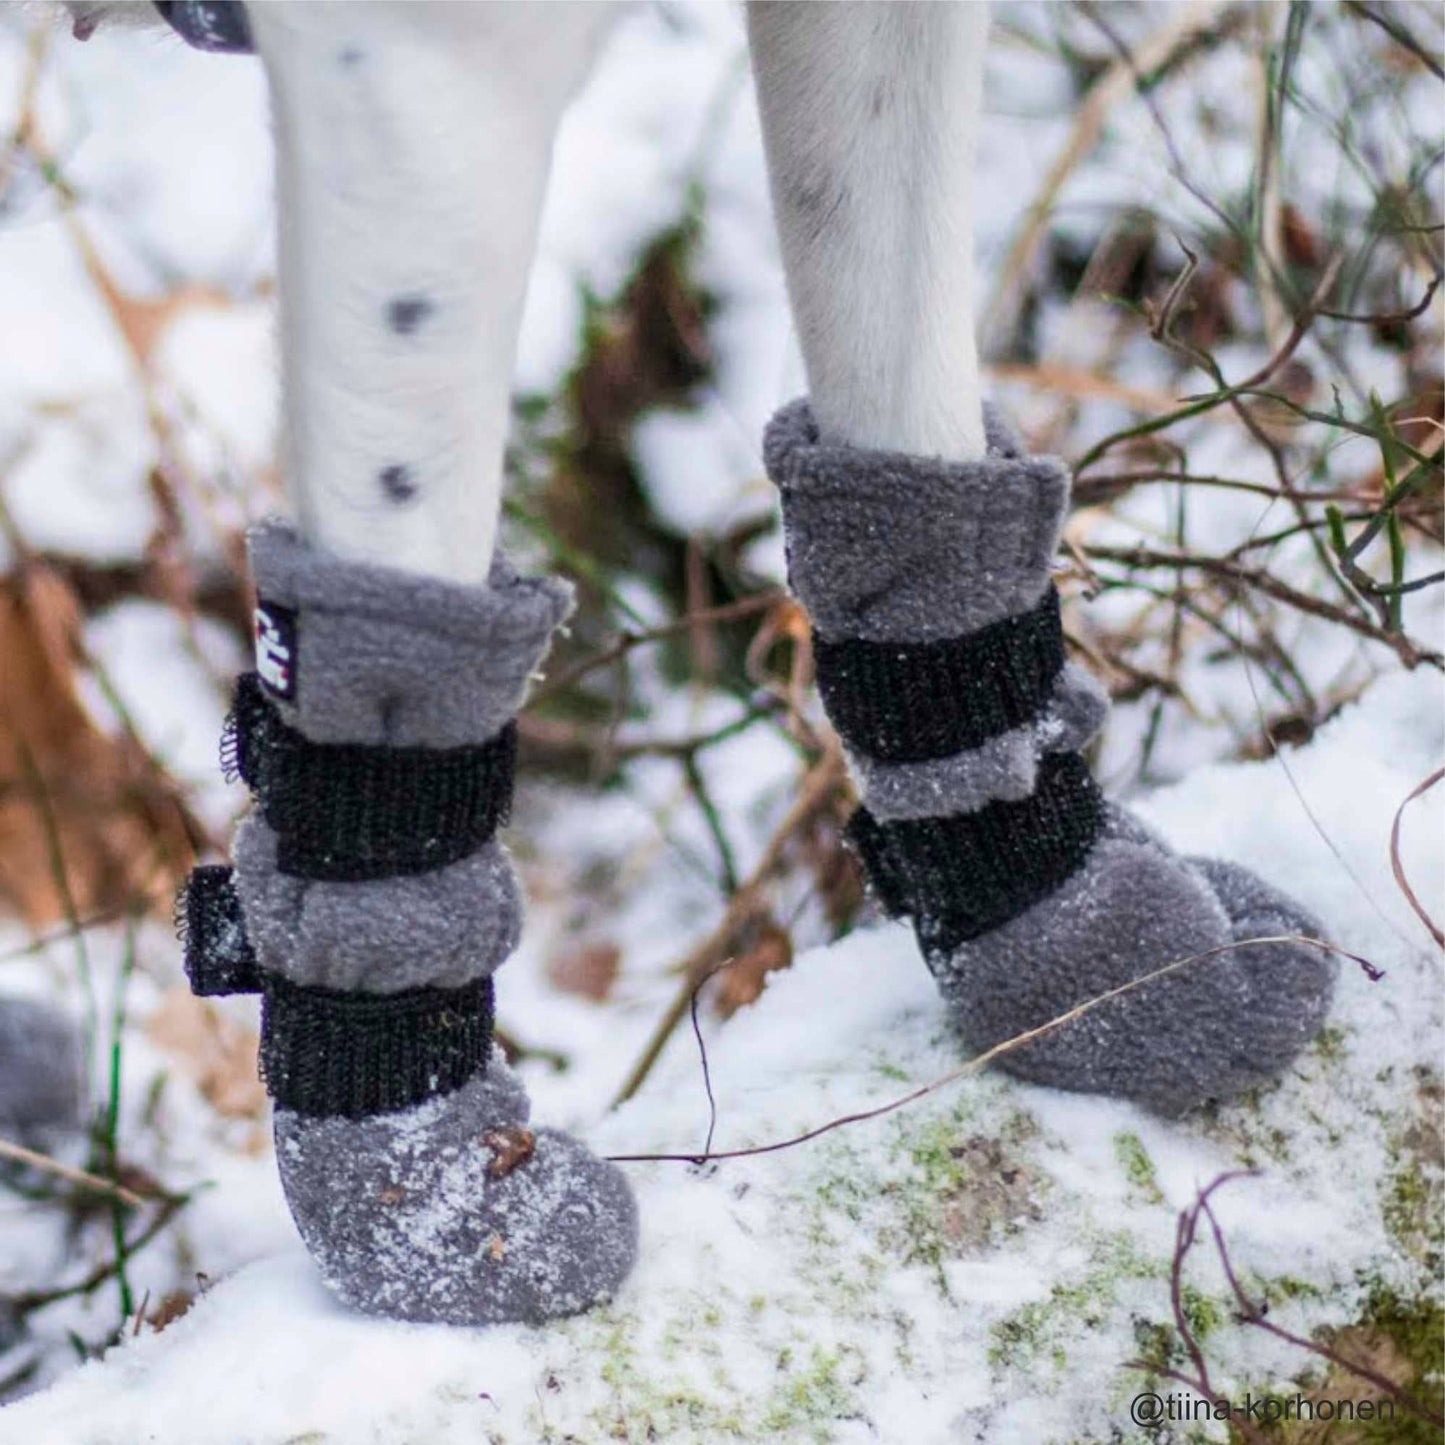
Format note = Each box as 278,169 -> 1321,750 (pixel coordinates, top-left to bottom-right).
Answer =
1389,766 -> 1445,948
609,742 -> 848,1109
0,1137 -> 147,1208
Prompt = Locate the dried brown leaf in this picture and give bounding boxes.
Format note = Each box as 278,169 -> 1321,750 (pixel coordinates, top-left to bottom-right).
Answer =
482,1126 -> 536,1178
714,922 -> 793,1019
547,941 -> 622,1002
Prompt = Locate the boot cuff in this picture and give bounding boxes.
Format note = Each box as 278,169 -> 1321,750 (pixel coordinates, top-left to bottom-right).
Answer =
246,520 -> 574,747
249,520 -> 573,650
763,399 -> 1070,642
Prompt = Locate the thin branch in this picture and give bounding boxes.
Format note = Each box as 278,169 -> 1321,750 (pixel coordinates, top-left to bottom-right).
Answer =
1085,543 -> 1443,668
1317,270 -> 1442,325
607,933 -> 1377,1164
12,1194 -> 189,1316
609,744 -> 847,1109
532,593 -> 783,706
1200,1189 -> 1445,1426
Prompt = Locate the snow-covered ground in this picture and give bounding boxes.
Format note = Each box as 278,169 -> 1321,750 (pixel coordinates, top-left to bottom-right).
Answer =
0,2 -> 1441,1442
3,667 -> 1441,1444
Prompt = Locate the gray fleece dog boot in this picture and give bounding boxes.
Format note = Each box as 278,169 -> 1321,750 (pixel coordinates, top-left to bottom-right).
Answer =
179,522 -> 636,1324
0,998 -> 83,1141
765,400 -> 1335,1116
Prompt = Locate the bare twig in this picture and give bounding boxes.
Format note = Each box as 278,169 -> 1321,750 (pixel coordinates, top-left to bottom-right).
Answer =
531,592 -> 783,706
12,1194 -> 189,1316
610,743 -> 847,1109
983,0 -> 1232,350
607,932 -> 1377,1164
1200,1185 -> 1444,1427
1085,543 -> 1442,668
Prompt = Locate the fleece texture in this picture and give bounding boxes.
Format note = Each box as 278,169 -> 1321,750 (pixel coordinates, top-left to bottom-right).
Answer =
765,399 -> 1336,1114
234,824 -> 521,992
930,806 -> 1335,1115
763,398 -> 1069,642
233,522 -> 562,991
274,1057 -> 638,1325
247,519 -> 573,748
230,524 -> 637,1324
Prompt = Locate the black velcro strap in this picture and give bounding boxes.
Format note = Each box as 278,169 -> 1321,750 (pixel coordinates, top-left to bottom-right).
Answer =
174,864 -> 493,1119
224,672 -> 517,881
847,751 -> 1104,954
259,972 -> 494,1121
813,586 -> 1065,764
177,864 -> 263,997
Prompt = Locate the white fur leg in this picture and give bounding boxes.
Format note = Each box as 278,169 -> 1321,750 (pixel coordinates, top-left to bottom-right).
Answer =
249,2 -> 621,584
747,0 -> 990,463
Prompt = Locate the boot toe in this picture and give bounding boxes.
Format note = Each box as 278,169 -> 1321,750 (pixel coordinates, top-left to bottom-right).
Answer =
1186,855 -> 1336,1083
942,830 -> 1338,1116
475,1129 -> 639,1325
274,1075 -> 637,1327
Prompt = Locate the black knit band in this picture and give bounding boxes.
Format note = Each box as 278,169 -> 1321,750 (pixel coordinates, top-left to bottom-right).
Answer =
259,970 -> 494,1121
814,586 -> 1065,764
176,863 -> 493,1119
177,863 -> 263,997
224,672 -> 517,881
847,751 -> 1104,954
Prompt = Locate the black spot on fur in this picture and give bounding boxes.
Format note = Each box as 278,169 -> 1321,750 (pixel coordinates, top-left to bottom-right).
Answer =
790,171 -> 848,246
379,465 -> 417,503
386,295 -> 434,335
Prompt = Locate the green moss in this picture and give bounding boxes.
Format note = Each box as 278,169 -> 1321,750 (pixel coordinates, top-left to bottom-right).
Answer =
1179,1285 -> 1227,1343
876,1106 -> 1044,1292
1375,1098 -> 1445,1271
1262,1275 -> 1327,1304
1114,1131 -> 1165,1203
760,1345 -> 866,1441
1312,1024 -> 1349,1067
573,1310 -> 752,1441
596,1317 -> 636,1393
988,1232 -> 1161,1373
1354,1282 -> 1444,1445
812,1144 -> 873,1226
906,1111 -> 975,1190
1381,1149 -> 1444,1272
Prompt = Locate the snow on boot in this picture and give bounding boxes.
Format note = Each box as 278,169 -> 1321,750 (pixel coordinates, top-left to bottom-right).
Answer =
0,997 -> 83,1139
178,521 -> 636,1325
764,400 -> 1335,1116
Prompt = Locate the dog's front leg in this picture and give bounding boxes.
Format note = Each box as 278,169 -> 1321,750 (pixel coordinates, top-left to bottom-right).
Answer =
251,1 -> 618,583
174,2 -> 640,1325
748,0 -> 990,461
749,1 -> 1336,1115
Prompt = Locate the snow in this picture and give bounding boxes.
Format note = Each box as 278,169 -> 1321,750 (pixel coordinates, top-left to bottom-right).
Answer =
3,666 -> 1441,1444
